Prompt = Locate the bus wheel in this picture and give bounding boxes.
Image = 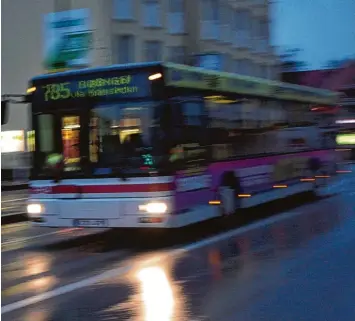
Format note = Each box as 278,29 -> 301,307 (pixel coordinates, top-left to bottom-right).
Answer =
218,172 -> 240,216
312,171 -> 328,198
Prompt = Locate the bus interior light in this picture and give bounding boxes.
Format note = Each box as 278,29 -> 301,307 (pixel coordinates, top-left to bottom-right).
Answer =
148,73 -> 162,81
205,95 -> 238,104
63,124 -> 80,130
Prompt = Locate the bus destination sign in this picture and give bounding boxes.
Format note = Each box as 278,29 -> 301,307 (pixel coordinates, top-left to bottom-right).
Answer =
34,73 -> 151,103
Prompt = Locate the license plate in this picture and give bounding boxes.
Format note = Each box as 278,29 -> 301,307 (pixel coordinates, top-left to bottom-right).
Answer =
74,219 -> 107,227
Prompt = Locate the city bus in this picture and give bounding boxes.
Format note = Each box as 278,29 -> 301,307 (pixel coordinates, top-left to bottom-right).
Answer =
26,62 -> 340,229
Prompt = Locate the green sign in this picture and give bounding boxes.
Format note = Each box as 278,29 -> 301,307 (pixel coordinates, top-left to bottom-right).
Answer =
44,9 -> 91,72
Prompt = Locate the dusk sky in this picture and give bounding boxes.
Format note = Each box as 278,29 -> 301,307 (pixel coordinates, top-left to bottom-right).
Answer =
271,0 -> 355,70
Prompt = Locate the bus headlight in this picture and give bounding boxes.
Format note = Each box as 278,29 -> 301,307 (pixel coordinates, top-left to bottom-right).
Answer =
27,203 -> 43,216
139,202 -> 168,214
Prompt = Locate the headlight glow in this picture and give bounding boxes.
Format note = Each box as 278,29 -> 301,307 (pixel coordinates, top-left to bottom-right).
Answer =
139,202 -> 167,214
27,203 -> 43,215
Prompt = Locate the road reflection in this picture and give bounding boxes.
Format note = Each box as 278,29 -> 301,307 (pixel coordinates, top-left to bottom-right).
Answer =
28,276 -> 56,293
24,309 -> 49,321
137,266 -> 174,321
25,253 -> 52,276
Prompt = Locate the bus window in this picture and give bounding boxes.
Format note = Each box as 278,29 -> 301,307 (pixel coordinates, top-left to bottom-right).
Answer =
38,114 -> 55,153
89,101 -> 155,171
167,99 -> 208,169
178,99 -> 207,145
61,115 -> 81,171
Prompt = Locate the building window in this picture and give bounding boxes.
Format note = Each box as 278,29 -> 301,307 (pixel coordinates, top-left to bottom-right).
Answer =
260,19 -> 269,39
168,46 -> 186,63
233,59 -> 240,74
220,4 -> 232,43
251,17 -> 260,51
117,35 -> 135,64
168,0 -> 185,34
143,0 -> 161,27
237,59 -> 251,75
222,53 -> 232,72
234,10 -> 251,48
113,0 -> 133,20
267,65 -> 275,80
200,0 -> 219,40
144,41 -> 163,61
248,61 -> 257,76
260,65 -> 267,78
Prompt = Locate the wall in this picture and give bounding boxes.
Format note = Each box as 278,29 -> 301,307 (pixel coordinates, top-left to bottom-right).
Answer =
1,0 -> 55,131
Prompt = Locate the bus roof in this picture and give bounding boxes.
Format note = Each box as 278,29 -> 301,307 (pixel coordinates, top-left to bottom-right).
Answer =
30,61 -> 340,105
163,63 -> 340,105
31,61 -> 162,81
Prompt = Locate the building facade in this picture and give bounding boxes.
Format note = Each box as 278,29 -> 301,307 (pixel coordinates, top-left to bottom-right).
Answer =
1,0 -> 279,171
282,60 -> 355,159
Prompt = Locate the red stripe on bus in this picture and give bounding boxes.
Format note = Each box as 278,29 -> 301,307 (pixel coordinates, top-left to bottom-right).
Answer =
53,185 -> 80,194
82,183 -> 174,193
30,183 -> 174,194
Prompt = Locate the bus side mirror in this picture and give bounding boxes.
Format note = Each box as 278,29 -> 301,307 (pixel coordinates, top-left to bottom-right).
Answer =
1,100 -> 8,125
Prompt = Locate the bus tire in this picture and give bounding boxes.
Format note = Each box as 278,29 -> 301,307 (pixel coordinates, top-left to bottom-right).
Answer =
312,170 -> 328,198
218,172 -> 241,216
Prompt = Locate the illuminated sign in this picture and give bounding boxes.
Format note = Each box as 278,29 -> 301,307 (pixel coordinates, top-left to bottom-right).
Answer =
33,73 -> 151,103
0,130 -> 25,153
336,134 -> 355,145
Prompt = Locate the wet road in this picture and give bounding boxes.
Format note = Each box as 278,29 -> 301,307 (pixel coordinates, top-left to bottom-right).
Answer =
1,190 -> 28,218
2,171 -> 355,320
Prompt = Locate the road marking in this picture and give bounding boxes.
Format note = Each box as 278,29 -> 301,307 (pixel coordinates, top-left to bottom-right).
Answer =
1,222 -> 29,231
1,228 -> 86,246
1,265 -> 132,314
0,193 -> 348,314
1,231 -> 64,246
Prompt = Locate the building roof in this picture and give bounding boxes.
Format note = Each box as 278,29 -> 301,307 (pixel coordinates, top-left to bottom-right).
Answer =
322,61 -> 355,91
283,60 -> 355,92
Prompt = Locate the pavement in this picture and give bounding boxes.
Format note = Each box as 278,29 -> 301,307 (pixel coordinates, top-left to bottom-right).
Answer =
1,170 -> 355,320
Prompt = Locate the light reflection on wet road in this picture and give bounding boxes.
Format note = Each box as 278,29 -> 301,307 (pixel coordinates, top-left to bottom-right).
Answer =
1,172 -> 355,320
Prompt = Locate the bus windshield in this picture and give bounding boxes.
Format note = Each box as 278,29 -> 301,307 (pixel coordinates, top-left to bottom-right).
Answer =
89,100 -> 157,173
32,99 -> 175,179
